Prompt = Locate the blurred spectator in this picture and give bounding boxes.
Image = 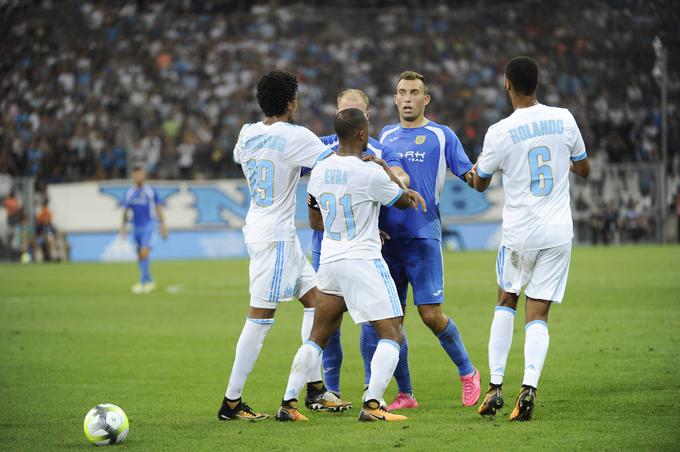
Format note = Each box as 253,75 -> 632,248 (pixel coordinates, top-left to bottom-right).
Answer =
36,197 -> 57,261
10,210 -> 36,263
675,182 -> 680,242
3,188 -> 22,227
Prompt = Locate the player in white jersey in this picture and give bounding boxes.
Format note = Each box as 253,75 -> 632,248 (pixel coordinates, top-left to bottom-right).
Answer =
472,57 -> 590,421
217,70 -> 350,422
274,108 -> 426,422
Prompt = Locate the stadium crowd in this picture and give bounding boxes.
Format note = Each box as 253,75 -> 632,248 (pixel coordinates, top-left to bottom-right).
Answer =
0,0 -> 678,254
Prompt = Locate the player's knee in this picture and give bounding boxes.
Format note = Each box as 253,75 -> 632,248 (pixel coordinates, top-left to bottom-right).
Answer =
497,290 -> 519,310
418,306 -> 446,331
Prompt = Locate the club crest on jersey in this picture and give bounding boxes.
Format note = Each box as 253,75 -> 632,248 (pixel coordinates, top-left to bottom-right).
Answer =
415,135 -> 426,144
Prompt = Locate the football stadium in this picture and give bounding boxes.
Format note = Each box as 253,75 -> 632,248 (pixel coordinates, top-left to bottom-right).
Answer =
1,0 -> 679,450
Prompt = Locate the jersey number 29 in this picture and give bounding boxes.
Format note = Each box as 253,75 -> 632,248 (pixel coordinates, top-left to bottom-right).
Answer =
319,193 -> 356,240
246,159 -> 274,206
528,146 -> 553,196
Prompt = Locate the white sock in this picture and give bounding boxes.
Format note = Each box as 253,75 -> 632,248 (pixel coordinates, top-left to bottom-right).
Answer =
522,320 -> 549,388
284,341 -> 322,402
365,339 -> 400,403
489,306 -> 516,385
225,318 -> 274,400
301,308 -> 323,383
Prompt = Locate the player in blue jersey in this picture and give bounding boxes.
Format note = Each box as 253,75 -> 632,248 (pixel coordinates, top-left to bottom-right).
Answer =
305,89 -> 409,403
119,166 -> 167,294
362,71 -> 482,409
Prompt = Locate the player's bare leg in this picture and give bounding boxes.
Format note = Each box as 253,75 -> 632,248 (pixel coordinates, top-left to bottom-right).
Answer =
510,297 -> 550,422
417,303 -> 480,406
298,288 -> 353,412
480,288 -> 518,416
277,292 -> 347,421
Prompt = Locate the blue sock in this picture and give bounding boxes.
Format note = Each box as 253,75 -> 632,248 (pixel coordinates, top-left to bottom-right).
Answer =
436,317 -> 474,376
360,322 -> 379,385
393,329 -> 413,394
322,328 -> 343,394
139,258 -> 152,283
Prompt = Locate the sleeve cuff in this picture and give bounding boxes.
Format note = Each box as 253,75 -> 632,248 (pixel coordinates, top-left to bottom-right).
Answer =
571,151 -> 588,162
476,167 -> 493,178
385,188 -> 403,207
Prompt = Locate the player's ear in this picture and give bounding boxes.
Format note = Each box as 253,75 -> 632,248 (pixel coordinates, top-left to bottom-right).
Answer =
424,94 -> 430,106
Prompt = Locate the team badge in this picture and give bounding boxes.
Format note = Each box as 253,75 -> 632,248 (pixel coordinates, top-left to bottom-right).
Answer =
415,135 -> 426,144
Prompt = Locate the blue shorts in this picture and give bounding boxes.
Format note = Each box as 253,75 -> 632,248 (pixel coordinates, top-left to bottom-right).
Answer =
381,238 -> 444,306
134,226 -> 156,250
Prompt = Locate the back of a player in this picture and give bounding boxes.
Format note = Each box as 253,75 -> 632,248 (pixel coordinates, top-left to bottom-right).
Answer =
308,153 -> 404,324
477,103 -> 587,302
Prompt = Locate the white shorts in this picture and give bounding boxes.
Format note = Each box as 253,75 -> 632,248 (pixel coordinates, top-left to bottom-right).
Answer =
247,237 -> 317,309
317,258 -> 403,324
496,241 -> 572,303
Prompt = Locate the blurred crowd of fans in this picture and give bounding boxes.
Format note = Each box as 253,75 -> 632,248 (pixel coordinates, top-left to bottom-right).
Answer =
0,0 -> 679,256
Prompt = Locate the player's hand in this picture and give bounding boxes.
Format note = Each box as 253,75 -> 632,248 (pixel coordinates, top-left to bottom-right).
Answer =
362,154 -> 387,168
160,224 -> 168,240
465,170 -> 475,188
406,189 -> 427,212
379,229 -> 391,246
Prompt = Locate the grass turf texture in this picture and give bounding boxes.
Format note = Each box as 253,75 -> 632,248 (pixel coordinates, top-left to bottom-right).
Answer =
1,245 -> 679,451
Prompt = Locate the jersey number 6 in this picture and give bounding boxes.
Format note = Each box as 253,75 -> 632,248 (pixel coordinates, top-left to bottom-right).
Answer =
528,146 -> 553,196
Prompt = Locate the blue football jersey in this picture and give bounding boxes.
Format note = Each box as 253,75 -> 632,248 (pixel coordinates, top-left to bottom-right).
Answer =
378,121 -> 472,240
123,185 -> 159,229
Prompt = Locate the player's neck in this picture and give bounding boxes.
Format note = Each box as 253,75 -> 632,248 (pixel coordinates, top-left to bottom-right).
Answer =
336,144 -> 362,159
262,114 -> 291,125
512,96 -> 538,110
400,115 -> 429,129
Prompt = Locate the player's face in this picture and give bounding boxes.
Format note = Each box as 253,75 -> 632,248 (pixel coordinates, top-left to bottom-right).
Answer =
132,169 -> 145,186
337,95 -> 369,118
395,79 -> 430,122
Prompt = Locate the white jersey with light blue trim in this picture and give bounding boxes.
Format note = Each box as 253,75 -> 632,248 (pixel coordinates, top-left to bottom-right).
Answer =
477,103 -> 587,251
308,153 -> 402,264
234,121 -> 329,243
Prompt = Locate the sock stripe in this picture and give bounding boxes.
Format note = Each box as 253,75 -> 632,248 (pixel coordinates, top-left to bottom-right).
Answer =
495,306 -> 516,316
304,340 -> 323,354
378,339 -> 401,352
247,317 -> 274,325
525,319 -> 548,330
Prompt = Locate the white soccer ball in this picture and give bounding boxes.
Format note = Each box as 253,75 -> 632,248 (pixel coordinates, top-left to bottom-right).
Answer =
83,404 -> 129,446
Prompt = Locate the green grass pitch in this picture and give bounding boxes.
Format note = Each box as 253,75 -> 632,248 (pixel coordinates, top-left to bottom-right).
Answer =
1,245 -> 679,450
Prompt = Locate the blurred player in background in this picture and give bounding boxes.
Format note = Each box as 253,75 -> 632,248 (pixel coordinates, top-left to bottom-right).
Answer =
218,70 -> 350,422
472,56 -> 590,421
306,89 -> 409,402
363,71 -> 481,410
119,166 -> 167,294
275,108 -> 425,422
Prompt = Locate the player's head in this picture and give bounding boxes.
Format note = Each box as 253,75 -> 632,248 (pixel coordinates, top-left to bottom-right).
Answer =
504,56 -> 539,102
256,70 -> 299,121
132,165 -> 146,186
334,108 -> 369,151
394,71 -> 430,123
337,89 -> 370,118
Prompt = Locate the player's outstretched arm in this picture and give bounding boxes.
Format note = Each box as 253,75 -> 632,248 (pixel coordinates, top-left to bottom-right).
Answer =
363,155 -> 407,188
571,158 -> 591,178
307,194 -> 324,231
471,162 -> 492,192
393,188 -> 427,211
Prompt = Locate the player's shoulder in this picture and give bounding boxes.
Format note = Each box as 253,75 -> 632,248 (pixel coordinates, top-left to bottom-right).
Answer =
423,121 -> 461,143
366,137 -> 385,154
379,123 -> 401,142
320,133 -> 339,147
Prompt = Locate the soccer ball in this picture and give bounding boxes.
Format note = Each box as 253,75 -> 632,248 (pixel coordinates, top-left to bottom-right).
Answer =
83,404 -> 129,446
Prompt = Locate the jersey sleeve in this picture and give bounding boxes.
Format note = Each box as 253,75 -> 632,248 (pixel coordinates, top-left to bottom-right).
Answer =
568,113 -> 587,161
444,127 -> 473,179
319,134 -> 338,146
232,124 -> 248,164
381,145 -> 403,169
367,167 -> 403,207
477,127 -> 502,178
286,127 -> 332,168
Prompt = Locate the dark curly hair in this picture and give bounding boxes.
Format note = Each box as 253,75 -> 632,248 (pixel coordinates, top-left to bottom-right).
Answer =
256,70 -> 298,117
505,56 -> 538,96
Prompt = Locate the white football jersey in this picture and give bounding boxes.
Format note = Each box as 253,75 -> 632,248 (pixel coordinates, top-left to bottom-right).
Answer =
308,154 -> 403,264
477,103 -> 587,251
234,121 -> 329,243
